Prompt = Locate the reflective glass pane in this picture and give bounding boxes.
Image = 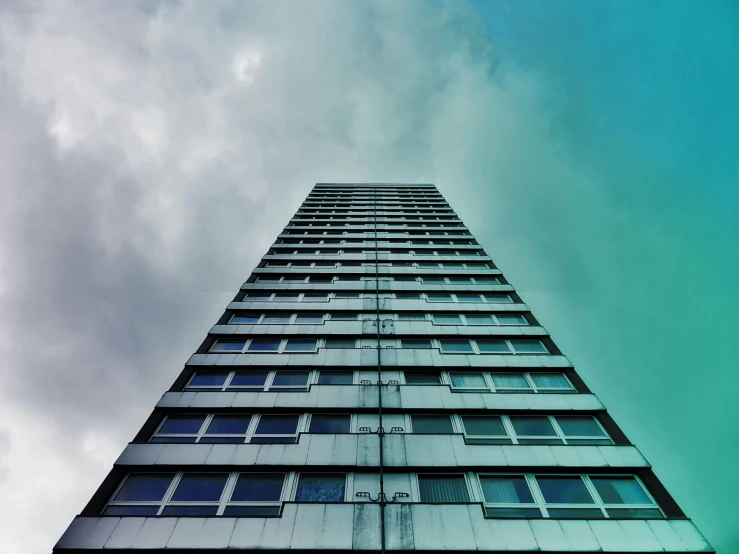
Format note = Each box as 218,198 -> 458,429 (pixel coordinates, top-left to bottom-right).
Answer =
205,415 -> 252,435
303,293 -> 329,301
247,339 -> 280,351
440,340 -> 473,353
531,373 -> 570,389
450,373 -> 487,388
462,416 -> 507,436
496,315 -> 527,325
262,315 -> 291,324
318,372 -> 353,385
159,415 -> 206,435
296,474 -> 345,502
418,475 -> 469,502
245,293 -> 271,301
510,340 -> 547,353
272,371 -> 310,386
480,476 -> 534,504
230,314 -> 261,324
465,315 -> 492,325
309,414 -> 351,433
295,314 -> 323,324
491,373 -> 530,389
231,473 -> 285,502
483,294 -> 512,303
456,294 -> 481,302
212,339 -> 246,352
591,477 -> 652,505
427,293 -> 452,302
510,416 -> 557,436
325,339 -> 356,349
188,372 -> 229,387
255,415 -> 300,435
331,313 -> 359,320
405,372 -> 441,384
273,293 -> 299,301
556,417 -> 606,437
402,339 -> 433,349
473,276 -> 498,284
171,473 -> 228,502
284,339 -> 317,351
411,415 -> 453,434
476,340 -> 511,353
230,371 -> 268,387
162,506 -> 218,516
536,476 -> 594,504
114,473 -> 175,502
433,315 -> 462,324
448,277 -> 471,284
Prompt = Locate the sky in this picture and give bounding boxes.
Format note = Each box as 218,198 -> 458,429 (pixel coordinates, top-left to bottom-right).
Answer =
0,1 -> 737,552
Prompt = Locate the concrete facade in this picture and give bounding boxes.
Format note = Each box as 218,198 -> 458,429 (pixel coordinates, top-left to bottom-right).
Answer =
54,183 -> 712,553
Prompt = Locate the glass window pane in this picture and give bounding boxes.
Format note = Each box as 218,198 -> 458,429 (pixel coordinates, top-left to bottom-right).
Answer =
427,293 -> 452,302
245,293 -> 271,301
556,417 -> 606,437
272,371 -> 310,387
325,339 -> 356,349
450,373 -> 487,388
309,414 -> 351,433
510,416 -> 557,437
473,276 -> 499,284
114,473 -> 175,502
247,339 -> 280,351
418,475 -> 469,502
284,339 -> 317,351
188,372 -> 229,388
411,415 -> 454,434
262,315 -> 291,324
462,416 -> 507,436
273,293 -> 300,301
303,293 -> 329,301
510,340 -> 548,353
405,372 -> 441,384
422,276 -> 446,283
440,340 -> 473,353
591,477 -> 652,505
480,476 -> 534,504
496,315 -> 527,325
456,293 -> 481,302
295,474 -> 345,502
212,339 -> 246,352
396,292 -> 422,299
230,371 -> 268,387
331,313 -> 359,321
465,315 -> 492,325
231,473 -> 285,502
402,339 -> 433,349
433,315 -> 462,324
448,277 -> 471,284
536,476 -> 594,504
159,415 -> 206,435
205,415 -> 252,435
318,372 -> 353,385
295,314 -> 323,324
477,340 -> 511,353
335,292 -> 360,299
255,415 -> 300,435
230,314 -> 261,324
483,294 -> 512,303
396,313 -> 426,321
531,373 -> 570,389
104,505 -> 160,516
491,373 -> 530,389
171,473 -> 228,502
161,506 -> 218,516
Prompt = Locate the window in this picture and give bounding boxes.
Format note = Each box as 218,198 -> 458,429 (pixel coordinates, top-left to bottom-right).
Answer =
225,473 -> 285,516
247,339 -> 281,352
201,415 -> 253,443
105,473 -> 176,515
295,474 -> 346,502
465,315 -> 492,325
483,294 -> 512,303
309,414 -> 351,433
271,371 -> 310,389
535,476 -> 602,518
455,293 -> 480,303
411,415 -> 453,434
284,339 -> 318,352
427,293 -> 452,302
303,292 -> 329,302
510,340 -> 548,354
433,314 -> 461,325
229,371 -> 269,389
404,372 -> 441,385
325,338 -> 356,349
473,276 -> 499,284
397,313 -> 426,321
418,475 -> 469,502
509,416 -> 561,445
479,476 -> 540,518
476,340 -> 511,353
529,373 -> 573,391
262,314 -> 291,324
422,276 -> 446,283
450,372 -> 487,389
396,292 -> 422,299
590,477 -> 662,518
163,473 -> 229,515
295,313 -> 323,324
331,313 -> 359,321
273,293 -> 300,302
496,314 -> 527,325
187,372 -> 229,389
440,339 -> 474,353
447,277 -> 471,284
335,292 -> 360,299
461,416 -> 511,445
553,416 -> 611,445
318,371 -> 354,385
210,339 -> 246,352
230,313 -> 260,324
252,415 -> 300,443
401,339 -> 432,349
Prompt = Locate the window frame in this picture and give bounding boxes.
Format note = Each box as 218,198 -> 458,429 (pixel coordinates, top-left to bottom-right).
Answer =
185,370 -> 315,392
150,413 -> 307,444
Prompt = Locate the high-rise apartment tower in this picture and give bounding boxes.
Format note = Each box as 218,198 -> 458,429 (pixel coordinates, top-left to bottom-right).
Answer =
55,183 -> 712,553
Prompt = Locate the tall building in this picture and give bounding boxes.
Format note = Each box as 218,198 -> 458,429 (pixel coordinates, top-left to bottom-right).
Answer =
55,183 -> 712,553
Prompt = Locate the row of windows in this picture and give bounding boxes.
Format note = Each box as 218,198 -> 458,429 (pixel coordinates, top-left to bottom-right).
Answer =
302,204 -> 448,209
291,218 -> 462,224
261,262 -> 492,271
268,248 -> 482,256
241,291 -> 513,303
283,230 -> 471,236
105,471 -> 662,519
277,239 -> 474,246
184,370 -> 574,393
151,413 -> 611,445
254,274 -> 497,284
227,312 -> 527,326
209,337 -> 549,355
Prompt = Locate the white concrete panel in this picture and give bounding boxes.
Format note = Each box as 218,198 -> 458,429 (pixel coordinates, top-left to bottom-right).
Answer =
399,386 -> 443,410
410,504 -> 477,550
353,473 -> 380,502
502,445 -> 557,467
587,519 -> 659,552
256,440 -> 310,466
115,443 -> 164,466
467,510 -> 539,551
231,444 -> 261,466
318,386 -> 359,408
531,519 -> 599,551
249,503 -> 299,549
102,517 -> 145,548
523,394 -> 573,411
131,518 -> 178,548
157,392 -> 185,408
167,518 -> 236,548
307,434 -> 358,466
482,393 -> 530,411
451,436 -> 507,467
290,504 -> 354,549
204,444 -> 239,465
154,444 -> 212,465
598,446 -> 648,467
667,519 -> 714,551
385,473 -> 413,502
550,445 -> 608,467
174,392 -> 197,408
381,434 -> 408,466
55,517 -> 119,549
565,394 -> 605,410
404,435 -> 457,466
357,433 -> 380,466
228,518 -> 267,549
359,385 -> 380,408
353,504 -> 382,550
191,391 -> 236,408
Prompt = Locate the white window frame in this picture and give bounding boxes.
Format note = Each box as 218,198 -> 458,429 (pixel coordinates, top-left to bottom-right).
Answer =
413,472 -> 473,503
459,414 -> 612,445
445,371 -> 575,393
151,413 -> 307,444
185,369 -> 316,392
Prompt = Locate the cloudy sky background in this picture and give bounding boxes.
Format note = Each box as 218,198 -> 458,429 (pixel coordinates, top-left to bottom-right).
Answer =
0,1 -> 737,552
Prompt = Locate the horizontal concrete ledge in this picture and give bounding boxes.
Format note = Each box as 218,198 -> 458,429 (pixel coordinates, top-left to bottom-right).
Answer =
55,505 -> 712,551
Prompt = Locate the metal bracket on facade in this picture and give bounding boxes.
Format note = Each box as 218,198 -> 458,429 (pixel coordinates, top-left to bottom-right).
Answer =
355,491 -> 410,504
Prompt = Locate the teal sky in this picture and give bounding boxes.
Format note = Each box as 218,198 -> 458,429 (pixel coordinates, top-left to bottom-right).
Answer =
0,1 -> 736,551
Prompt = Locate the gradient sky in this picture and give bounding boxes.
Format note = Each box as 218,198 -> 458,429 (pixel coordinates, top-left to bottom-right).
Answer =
0,1 -> 737,552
